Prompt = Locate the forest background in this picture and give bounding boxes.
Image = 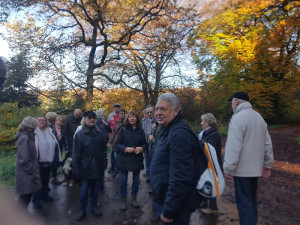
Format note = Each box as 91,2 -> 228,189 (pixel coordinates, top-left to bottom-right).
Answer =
0,0 -> 299,184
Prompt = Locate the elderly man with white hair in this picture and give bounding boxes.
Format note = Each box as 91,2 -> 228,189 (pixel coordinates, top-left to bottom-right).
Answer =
150,93 -> 202,224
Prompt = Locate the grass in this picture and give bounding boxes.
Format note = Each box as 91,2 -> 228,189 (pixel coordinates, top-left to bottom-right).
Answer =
268,124 -> 290,129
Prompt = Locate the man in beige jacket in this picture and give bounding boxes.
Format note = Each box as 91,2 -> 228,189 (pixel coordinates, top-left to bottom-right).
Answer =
224,92 -> 274,225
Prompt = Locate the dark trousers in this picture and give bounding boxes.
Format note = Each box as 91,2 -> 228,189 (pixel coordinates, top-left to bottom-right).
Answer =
120,170 -> 140,198
162,210 -> 193,225
33,165 -> 51,204
79,179 -> 99,212
19,193 -> 32,208
234,176 -> 258,225
110,146 -> 114,171
144,153 -> 151,173
114,151 -> 120,172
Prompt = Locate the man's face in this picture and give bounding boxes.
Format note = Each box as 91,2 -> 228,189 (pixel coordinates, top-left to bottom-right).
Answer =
37,116 -> 47,129
155,99 -> 179,127
114,106 -> 120,114
146,107 -> 154,119
74,109 -> 82,119
84,116 -> 96,127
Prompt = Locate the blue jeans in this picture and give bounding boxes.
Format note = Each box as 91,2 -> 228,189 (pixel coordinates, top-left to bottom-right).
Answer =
144,153 -> 151,173
120,170 -> 140,198
234,176 -> 258,225
110,146 -> 114,171
79,179 -> 99,211
114,151 -> 120,172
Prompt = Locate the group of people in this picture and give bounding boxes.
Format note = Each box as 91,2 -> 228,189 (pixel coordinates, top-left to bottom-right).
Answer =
0,56 -> 274,225
12,88 -> 273,224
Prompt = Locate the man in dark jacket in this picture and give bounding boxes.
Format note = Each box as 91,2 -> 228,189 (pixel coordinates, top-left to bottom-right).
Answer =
72,111 -> 106,221
150,93 -> 202,224
65,108 -> 82,155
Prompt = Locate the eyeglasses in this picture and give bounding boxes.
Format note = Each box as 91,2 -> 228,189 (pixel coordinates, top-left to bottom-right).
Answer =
147,111 -> 154,114
87,117 -> 96,120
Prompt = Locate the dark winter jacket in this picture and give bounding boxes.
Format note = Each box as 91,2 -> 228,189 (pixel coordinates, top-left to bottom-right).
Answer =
65,114 -> 82,151
150,112 -> 202,220
72,124 -> 106,180
114,125 -> 147,171
96,118 -> 111,144
200,126 -> 223,172
15,130 -> 41,195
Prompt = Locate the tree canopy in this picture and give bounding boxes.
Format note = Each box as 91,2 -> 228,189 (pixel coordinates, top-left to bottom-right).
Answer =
189,0 -> 300,122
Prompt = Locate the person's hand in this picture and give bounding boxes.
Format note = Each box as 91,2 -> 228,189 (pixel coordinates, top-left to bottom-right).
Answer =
125,147 -> 134,153
134,147 -> 143,154
160,214 -> 173,223
262,168 -> 271,178
102,119 -> 108,126
148,135 -> 154,141
107,142 -> 111,147
226,174 -> 233,179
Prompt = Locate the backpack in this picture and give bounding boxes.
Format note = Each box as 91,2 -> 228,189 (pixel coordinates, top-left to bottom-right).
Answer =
169,125 -> 224,198
196,140 -> 225,198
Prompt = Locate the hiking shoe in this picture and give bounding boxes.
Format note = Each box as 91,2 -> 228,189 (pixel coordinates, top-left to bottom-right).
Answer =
75,211 -> 86,221
121,197 -> 127,211
51,177 -> 60,185
33,202 -> 43,209
91,207 -> 103,217
151,212 -> 160,222
201,208 -> 218,215
131,196 -> 140,208
69,179 -> 75,187
108,168 -> 114,173
143,171 -> 150,177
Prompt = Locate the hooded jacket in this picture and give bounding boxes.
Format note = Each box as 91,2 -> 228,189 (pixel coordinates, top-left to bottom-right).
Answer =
15,130 -> 41,195
224,102 -> 274,176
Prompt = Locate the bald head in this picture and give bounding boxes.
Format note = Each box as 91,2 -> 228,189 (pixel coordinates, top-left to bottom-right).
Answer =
74,109 -> 82,119
0,58 -> 6,93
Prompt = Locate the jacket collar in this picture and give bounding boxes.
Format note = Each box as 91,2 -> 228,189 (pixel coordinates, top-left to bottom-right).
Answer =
160,111 -> 184,136
234,102 -> 252,115
82,124 -> 100,134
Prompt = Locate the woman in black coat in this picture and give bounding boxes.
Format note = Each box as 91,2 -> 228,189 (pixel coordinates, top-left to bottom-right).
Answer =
199,113 -> 222,215
114,111 -> 147,211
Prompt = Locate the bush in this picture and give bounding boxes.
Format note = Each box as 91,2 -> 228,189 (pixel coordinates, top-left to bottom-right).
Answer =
0,151 -> 16,187
0,102 -> 43,153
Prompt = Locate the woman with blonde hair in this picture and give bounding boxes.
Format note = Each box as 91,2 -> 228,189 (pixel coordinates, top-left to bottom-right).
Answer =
199,113 -> 222,215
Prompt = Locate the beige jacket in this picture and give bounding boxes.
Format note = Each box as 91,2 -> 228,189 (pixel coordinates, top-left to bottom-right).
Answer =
223,102 -> 274,177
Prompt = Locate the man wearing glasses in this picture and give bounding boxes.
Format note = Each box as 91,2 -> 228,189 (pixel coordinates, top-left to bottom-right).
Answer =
72,111 -> 107,221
